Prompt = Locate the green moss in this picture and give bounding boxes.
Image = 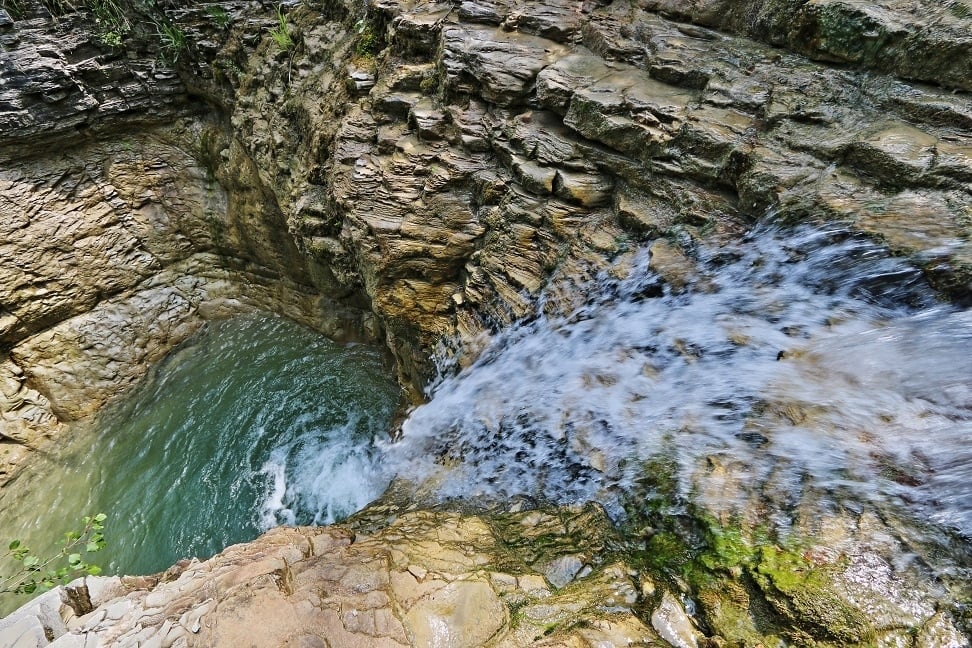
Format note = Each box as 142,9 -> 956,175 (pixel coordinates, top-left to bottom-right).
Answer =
204,213 -> 226,250
696,578 -> 784,647
506,597 -> 529,628
698,525 -> 751,573
419,75 -> 438,95
813,4 -> 887,63
752,545 -> 874,645
620,489 -> 877,647
353,18 -> 381,59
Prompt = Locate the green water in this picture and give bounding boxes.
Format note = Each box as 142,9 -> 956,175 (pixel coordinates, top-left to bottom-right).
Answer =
0,315 -> 398,613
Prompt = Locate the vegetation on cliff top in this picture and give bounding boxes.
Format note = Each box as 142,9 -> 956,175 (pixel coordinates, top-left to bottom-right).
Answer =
1,514 -> 106,598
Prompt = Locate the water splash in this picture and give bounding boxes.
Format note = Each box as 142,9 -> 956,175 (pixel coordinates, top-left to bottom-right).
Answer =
0,316 -> 399,585
386,223 -> 972,539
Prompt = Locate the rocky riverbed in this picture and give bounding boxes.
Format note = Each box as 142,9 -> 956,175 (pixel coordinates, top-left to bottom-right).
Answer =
1,0 -> 970,644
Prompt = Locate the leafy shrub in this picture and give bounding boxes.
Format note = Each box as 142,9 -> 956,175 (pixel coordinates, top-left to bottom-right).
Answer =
1,514 -> 107,596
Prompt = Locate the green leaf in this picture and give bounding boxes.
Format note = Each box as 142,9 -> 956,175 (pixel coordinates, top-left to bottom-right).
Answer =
23,555 -> 39,568
94,513 -> 108,523
68,553 -> 82,565
86,541 -> 101,553
86,565 -> 102,576
8,540 -> 20,551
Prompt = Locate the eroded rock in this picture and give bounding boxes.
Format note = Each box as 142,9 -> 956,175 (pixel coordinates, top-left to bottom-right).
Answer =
0,507 -> 671,647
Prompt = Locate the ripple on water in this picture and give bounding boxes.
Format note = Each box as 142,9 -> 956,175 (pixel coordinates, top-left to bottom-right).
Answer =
0,315 -> 399,593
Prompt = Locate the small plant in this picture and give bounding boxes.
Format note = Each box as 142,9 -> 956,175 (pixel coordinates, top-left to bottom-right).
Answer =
419,73 -> 437,95
156,21 -> 187,64
39,0 -> 72,17
206,4 -> 231,29
268,5 -> 293,50
1,514 -> 107,596
1,0 -> 29,19
90,0 -> 130,47
353,17 -> 379,58
215,57 -> 243,82
100,29 -> 124,47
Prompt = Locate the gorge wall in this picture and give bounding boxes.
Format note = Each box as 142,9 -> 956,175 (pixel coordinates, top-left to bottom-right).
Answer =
0,0 -> 971,645
2,0 -> 970,476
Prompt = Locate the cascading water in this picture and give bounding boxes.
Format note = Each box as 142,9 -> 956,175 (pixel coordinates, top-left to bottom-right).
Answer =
386,222 -> 971,550
2,218 -> 969,619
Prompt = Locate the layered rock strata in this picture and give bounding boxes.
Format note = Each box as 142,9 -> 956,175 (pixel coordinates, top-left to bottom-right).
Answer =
1,504 -> 967,647
226,0 -> 972,393
0,2 -> 380,480
2,0 -> 970,470
0,0 -> 970,644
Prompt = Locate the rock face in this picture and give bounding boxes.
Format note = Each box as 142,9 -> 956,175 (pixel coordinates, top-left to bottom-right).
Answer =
2,503 -> 967,648
0,3 -> 380,480
0,0 -> 971,644
221,0 -> 971,397
0,506 -> 667,647
0,119 -> 376,479
1,0 -> 970,467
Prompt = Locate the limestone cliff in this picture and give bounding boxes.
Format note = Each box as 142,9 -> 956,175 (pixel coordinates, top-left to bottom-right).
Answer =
0,0 -> 970,644
2,0 -> 970,471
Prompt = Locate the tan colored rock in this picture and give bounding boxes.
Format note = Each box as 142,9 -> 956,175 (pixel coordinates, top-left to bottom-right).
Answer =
651,592 -> 698,648
2,507 -> 672,648
404,580 -> 506,647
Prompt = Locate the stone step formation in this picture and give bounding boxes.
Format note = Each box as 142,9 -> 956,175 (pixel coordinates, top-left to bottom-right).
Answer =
0,0 -> 970,644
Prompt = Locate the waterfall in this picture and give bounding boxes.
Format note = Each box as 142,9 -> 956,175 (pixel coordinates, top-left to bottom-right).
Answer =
386,221 -> 972,540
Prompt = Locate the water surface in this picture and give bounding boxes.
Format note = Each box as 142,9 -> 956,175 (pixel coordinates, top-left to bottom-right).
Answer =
389,224 -> 972,544
0,314 -> 398,609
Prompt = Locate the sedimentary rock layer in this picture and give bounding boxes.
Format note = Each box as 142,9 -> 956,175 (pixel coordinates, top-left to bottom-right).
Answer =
0,0 -> 970,643
1,504 -> 966,647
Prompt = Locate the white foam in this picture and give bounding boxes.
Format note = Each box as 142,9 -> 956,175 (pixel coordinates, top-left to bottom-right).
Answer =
258,454 -> 296,527
381,224 -> 971,536
256,418 -> 392,529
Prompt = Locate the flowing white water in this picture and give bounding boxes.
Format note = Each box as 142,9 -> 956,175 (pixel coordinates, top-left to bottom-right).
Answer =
386,223 -> 972,542
2,220 -> 969,618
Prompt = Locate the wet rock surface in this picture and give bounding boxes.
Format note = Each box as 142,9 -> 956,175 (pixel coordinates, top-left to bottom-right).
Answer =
2,0 -> 970,444
0,507 -> 657,647
1,503 -> 967,647
226,0 -> 971,399
0,118 -> 377,479
0,0 -> 970,644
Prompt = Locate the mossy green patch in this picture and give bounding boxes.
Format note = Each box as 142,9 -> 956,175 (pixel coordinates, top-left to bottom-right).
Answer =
752,545 -> 874,645
643,531 -> 694,576
619,473 -> 876,648
698,524 -> 751,573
